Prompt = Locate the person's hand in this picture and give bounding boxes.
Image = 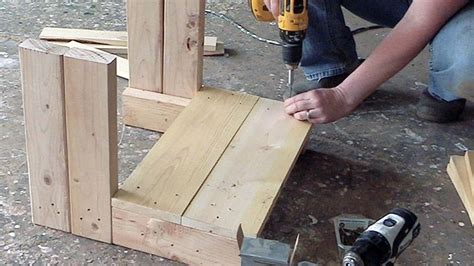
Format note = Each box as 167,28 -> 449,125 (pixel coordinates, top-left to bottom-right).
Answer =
263,0 -> 280,19
284,87 -> 358,124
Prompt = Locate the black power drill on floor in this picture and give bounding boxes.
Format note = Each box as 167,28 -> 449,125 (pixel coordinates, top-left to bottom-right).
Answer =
343,208 -> 421,266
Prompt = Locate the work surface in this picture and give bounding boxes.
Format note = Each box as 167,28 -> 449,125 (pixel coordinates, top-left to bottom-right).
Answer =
1,1 -> 474,265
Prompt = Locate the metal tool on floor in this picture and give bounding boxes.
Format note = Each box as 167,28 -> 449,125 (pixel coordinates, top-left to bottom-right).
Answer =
249,0 -> 309,96
342,208 -> 421,266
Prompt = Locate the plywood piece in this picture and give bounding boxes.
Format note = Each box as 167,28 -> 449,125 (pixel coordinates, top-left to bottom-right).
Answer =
60,41 -> 129,80
448,156 -> 474,225
19,39 -> 71,232
123,87 -> 190,133
40,27 -> 127,46
465,151 -> 474,196
64,48 -> 118,243
127,0 -> 164,92
113,88 -> 258,223
183,98 -> 312,238
112,208 -> 240,265
163,0 -> 205,98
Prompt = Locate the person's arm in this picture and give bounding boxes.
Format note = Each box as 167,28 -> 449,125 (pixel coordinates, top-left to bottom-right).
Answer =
284,0 -> 469,124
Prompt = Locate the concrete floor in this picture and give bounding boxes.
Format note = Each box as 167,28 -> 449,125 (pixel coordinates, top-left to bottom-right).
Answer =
1,1 -> 474,265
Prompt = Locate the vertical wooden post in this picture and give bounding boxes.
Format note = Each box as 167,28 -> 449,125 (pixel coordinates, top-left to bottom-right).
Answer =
163,0 -> 206,98
19,39 -> 71,232
127,0 -> 164,92
64,48 -> 118,243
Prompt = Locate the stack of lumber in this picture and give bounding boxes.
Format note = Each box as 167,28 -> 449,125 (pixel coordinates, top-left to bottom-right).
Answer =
39,27 -> 225,58
447,151 -> 474,225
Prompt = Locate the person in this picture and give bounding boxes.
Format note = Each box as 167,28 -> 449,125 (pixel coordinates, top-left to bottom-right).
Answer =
263,0 -> 473,123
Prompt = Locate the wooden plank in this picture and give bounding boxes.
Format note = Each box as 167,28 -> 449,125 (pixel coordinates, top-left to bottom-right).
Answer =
448,156 -> 474,225
64,48 -> 118,242
127,0 -> 164,92
113,88 -> 258,223
47,41 -> 128,56
122,87 -> 190,133
59,41 -> 129,80
466,151 -> 474,196
40,27 -> 127,46
183,98 -> 312,238
19,39 -> 71,232
163,0 -> 205,98
112,208 -> 240,265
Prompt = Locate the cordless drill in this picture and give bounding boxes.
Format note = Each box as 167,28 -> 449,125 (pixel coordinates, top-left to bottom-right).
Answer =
249,0 -> 309,95
342,208 -> 421,266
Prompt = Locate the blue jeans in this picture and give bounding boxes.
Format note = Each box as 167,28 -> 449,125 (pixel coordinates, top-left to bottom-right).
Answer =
302,0 -> 474,102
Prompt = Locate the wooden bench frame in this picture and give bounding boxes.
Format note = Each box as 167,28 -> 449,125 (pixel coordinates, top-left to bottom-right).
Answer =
20,1 -> 311,265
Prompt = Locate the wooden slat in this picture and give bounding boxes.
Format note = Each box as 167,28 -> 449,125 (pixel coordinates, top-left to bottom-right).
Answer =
58,41 -> 129,80
127,0 -> 164,92
19,39 -> 71,232
163,0 -> 205,98
465,151 -> 474,196
112,208 -> 240,265
113,88 -> 258,223
64,48 -> 118,242
447,156 -> 474,225
123,87 -> 190,133
183,98 -> 312,238
47,41 -> 128,56
40,27 -> 127,46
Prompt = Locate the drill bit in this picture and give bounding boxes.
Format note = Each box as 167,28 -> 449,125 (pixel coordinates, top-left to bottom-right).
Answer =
288,68 -> 294,98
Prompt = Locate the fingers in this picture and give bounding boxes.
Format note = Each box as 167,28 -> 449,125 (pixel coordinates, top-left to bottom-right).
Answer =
264,0 -> 280,19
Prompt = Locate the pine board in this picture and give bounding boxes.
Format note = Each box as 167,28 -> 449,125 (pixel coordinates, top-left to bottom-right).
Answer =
112,208 -> 240,265
122,88 -> 190,133
113,88 -> 259,223
127,0 -> 164,92
183,98 -> 312,238
64,48 -> 118,242
19,39 -> 71,232
465,151 -> 474,196
448,156 -> 474,225
40,27 -> 127,46
163,0 -> 205,98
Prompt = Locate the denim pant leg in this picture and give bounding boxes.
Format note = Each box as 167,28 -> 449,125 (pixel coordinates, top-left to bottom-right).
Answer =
301,0 -> 412,81
429,2 -> 474,102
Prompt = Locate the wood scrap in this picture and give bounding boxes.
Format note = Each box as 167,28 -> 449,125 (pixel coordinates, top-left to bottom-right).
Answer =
39,27 -> 224,57
447,151 -> 474,225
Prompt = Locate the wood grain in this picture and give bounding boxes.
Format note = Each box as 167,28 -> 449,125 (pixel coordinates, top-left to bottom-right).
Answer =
465,151 -> 474,196
19,39 -> 71,232
127,0 -> 164,92
59,41 -> 129,80
163,0 -> 205,98
64,48 -> 118,242
113,88 -> 258,223
112,208 -> 240,265
122,87 -> 190,133
448,156 -> 474,225
40,27 -> 127,46
183,98 -> 312,238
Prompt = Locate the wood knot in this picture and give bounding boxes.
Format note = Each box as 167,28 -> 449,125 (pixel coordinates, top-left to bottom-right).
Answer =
43,175 -> 52,185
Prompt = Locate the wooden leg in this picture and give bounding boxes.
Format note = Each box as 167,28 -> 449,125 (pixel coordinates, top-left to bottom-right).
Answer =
122,88 -> 191,133
19,39 -> 71,232
64,48 -> 118,243
163,0 -> 205,98
127,0 -> 164,93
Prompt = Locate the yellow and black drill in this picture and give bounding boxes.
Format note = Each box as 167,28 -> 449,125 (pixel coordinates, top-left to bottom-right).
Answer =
249,0 -> 308,95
